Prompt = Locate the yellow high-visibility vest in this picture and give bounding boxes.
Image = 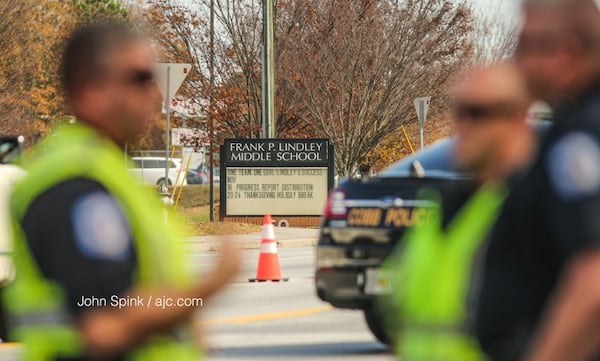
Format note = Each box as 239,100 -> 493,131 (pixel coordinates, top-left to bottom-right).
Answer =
388,184 -> 505,361
2,123 -> 200,361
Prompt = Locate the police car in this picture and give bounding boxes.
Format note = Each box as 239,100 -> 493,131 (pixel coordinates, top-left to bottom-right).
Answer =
316,137 -> 475,344
316,119 -> 551,345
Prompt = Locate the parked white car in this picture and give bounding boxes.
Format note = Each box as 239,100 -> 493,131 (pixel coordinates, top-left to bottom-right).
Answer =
129,157 -> 187,186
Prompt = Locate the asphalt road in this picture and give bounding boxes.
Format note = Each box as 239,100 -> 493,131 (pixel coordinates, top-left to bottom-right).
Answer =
188,246 -> 395,361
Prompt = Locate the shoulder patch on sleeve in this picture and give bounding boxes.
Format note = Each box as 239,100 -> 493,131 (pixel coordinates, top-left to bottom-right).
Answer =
71,191 -> 132,261
546,132 -> 600,200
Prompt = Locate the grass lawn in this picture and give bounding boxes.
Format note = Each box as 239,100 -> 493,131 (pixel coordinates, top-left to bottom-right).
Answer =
171,186 -> 260,236
171,185 -> 220,209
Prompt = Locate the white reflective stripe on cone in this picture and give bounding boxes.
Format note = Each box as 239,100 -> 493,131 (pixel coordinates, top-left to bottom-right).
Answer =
260,241 -> 278,254
262,224 -> 275,241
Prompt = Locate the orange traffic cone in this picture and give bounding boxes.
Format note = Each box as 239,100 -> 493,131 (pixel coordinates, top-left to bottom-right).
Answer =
249,214 -> 289,282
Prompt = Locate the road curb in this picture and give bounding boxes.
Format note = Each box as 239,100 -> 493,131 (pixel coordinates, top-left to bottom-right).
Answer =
188,238 -> 316,252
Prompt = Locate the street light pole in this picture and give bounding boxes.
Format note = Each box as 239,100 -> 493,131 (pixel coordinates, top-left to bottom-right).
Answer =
209,0 -> 215,222
262,0 -> 276,139
164,66 -> 171,188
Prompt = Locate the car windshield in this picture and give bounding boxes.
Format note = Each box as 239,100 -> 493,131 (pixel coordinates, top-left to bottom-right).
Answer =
379,138 -> 463,178
379,121 -> 551,179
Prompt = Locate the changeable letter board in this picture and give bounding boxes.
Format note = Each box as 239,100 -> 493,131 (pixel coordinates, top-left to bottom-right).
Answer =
220,139 -> 334,217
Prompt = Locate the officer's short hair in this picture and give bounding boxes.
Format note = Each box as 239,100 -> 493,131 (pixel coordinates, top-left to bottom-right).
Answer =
61,21 -> 141,100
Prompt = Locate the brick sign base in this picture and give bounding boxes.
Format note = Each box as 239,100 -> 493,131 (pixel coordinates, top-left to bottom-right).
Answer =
223,216 -> 321,228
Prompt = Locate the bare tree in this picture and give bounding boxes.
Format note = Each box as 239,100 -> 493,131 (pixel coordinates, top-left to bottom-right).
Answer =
470,2 -> 518,65
144,0 -> 474,176
278,0 -> 473,176
144,0 -> 268,139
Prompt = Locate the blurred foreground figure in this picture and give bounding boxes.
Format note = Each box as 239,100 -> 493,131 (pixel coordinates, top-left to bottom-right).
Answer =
1,22 -> 239,361
475,1 -> 600,360
389,63 -> 534,361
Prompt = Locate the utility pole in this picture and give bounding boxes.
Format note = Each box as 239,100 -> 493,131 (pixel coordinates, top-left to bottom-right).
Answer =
164,66 -> 171,186
262,0 -> 276,139
209,0 -> 215,222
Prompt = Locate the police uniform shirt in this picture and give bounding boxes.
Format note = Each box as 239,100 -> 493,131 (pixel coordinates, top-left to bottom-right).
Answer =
475,83 -> 600,361
18,177 -> 136,361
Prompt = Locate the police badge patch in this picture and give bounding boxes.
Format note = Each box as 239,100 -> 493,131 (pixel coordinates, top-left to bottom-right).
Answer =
71,191 -> 132,261
547,132 -> 600,201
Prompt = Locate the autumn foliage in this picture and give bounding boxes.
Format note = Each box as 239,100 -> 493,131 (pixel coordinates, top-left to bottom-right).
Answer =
0,0 -> 129,143
0,0 -> 514,175
142,0 -> 480,176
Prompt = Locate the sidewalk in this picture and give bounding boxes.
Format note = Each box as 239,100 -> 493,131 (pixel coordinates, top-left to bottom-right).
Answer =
186,227 -> 319,252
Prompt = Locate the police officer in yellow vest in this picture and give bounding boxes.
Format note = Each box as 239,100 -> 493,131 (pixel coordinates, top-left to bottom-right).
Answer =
1,22 -> 240,361
387,63 -> 536,361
